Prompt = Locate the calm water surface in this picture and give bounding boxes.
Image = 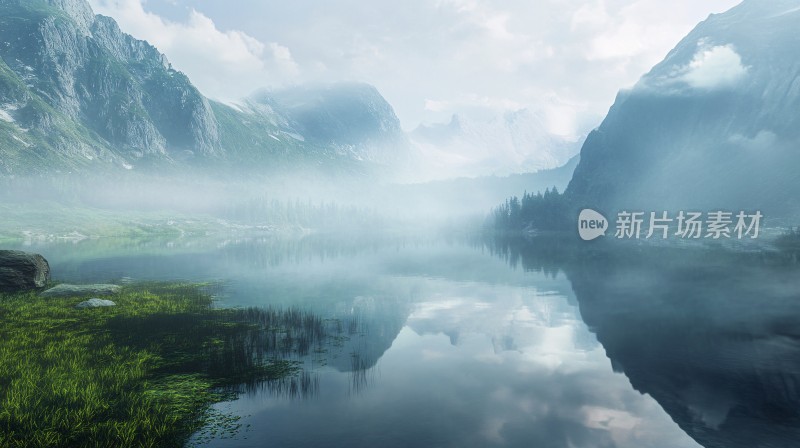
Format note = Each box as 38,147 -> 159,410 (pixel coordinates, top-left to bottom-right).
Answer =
17,234 -> 800,448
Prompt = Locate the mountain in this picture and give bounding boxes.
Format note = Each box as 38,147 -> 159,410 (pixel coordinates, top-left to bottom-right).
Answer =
565,0 -> 800,218
0,0 -> 409,175
383,156 -> 579,219
411,110 -> 582,180
248,83 -> 409,166
0,0 -> 217,173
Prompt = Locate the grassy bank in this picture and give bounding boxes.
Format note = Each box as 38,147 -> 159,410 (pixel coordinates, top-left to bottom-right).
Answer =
0,283 -> 308,448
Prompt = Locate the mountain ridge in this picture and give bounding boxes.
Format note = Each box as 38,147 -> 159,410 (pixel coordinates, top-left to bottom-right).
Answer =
565,0 -> 800,217
0,0 -> 410,176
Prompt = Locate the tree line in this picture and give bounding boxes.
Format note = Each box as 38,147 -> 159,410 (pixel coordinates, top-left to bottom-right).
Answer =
489,187 -> 570,233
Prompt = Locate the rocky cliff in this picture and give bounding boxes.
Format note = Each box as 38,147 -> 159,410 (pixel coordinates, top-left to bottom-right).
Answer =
0,0 -> 410,176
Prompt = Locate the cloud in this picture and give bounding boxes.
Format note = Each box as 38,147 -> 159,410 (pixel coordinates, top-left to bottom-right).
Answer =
423,94 -> 524,115
88,0 -> 299,102
572,0 -> 701,64
90,0 -> 742,132
409,0 -> 740,131
681,43 -> 748,89
398,279 -> 702,448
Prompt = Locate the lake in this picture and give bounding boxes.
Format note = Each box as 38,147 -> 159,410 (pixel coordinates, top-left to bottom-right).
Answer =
16,233 -> 800,448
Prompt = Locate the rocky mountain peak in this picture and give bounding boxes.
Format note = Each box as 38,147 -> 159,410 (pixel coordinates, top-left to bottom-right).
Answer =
0,0 -> 412,175
45,0 -> 95,33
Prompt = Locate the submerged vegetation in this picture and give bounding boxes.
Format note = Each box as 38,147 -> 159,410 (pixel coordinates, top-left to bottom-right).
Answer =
0,283 -> 329,447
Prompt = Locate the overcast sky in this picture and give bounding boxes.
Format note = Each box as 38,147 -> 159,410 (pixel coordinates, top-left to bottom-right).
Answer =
88,0 -> 741,134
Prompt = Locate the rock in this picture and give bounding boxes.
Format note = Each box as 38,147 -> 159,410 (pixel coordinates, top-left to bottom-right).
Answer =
75,298 -> 116,309
0,250 -> 51,292
41,284 -> 121,298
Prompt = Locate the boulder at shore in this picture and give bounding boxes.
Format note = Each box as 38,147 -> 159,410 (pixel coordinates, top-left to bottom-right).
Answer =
0,250 -> 51,292
75,298 -> 117,309
41,284 -> 121,298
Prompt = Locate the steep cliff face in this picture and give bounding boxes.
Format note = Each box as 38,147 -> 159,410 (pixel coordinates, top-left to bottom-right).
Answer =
0,0 -> 219,174
565,0 -> 800,217
0,0 -> 410,176
88,15 -> 219,158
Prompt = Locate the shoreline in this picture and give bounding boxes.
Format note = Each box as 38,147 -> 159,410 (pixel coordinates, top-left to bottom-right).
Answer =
0,282 -> 302,448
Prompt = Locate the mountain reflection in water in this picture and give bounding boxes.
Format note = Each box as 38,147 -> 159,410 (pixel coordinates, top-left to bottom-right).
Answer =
18,234 -> 800,447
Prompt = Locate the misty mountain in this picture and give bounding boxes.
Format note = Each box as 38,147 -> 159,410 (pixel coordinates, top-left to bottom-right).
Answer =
565,0 -> 800,217
411,110 -> 581,179
385,155 -> 578,219
248,83 -> 410,166
0,0 -> 410,175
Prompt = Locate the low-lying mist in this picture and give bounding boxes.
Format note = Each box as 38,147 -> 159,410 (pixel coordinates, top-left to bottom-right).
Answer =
0,165 -> 571,240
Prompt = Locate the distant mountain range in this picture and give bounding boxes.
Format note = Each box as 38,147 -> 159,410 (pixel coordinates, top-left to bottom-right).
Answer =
0,0 -> 410,176
0,0 -> 575,182
385,155 -> 578,219
565,0 -> 800,217
411,110 -> 581,180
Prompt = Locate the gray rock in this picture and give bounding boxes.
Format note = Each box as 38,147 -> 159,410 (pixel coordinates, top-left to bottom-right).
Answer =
41,284 -> 121,297
0,250 -> 51,292
75,298 -> 116,309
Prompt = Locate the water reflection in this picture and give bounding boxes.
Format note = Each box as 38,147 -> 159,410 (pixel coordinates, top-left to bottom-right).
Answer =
16,234 -> 795,447
492,235 -> 800,448
246,372 -> 320,401
392,277 -> 698,448
180,238 -> 697,448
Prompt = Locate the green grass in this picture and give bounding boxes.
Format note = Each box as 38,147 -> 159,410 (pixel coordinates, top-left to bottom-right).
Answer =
0,283 -> 306,448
